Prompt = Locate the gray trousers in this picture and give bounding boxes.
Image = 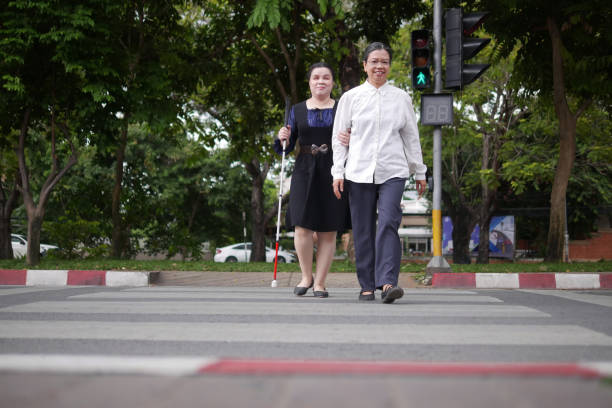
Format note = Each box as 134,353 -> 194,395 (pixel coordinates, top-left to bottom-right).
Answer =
348,178 -> 405,291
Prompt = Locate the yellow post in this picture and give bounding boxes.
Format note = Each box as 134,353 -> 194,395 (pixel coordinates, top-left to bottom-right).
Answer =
432,209 -> 442,256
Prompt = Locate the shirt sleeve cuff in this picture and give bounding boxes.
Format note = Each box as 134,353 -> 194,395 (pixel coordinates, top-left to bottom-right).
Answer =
331,168 -> 345,180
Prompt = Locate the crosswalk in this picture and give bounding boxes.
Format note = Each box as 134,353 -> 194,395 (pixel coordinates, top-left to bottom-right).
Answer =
0,286 -> 611,376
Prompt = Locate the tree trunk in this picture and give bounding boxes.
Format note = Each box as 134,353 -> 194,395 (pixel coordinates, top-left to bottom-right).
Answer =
451,214 -> 473,264
26,213 -> 43,265
546,123 -> 575,260
111,120 -> 129,258
0,177 -> 20,259
338,38 -> 361,91
245,158 -> 269,262
0,216 -> 13,259
544,16 -> 585,261
17,108 -> 77,266
477,215 -> 492,264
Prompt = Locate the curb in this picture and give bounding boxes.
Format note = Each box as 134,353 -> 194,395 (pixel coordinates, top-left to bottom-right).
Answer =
432,272 -> 612,289
0,355 -> 610,379
0,269 -> 158,287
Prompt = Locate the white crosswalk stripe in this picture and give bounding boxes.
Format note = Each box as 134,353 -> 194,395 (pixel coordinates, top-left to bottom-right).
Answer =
0,286 -> 611,376
2,320 -> 610,345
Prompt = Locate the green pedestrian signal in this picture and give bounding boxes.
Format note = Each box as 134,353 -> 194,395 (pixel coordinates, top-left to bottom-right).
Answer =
417,72 -> 427,85
411,30 -> 432,91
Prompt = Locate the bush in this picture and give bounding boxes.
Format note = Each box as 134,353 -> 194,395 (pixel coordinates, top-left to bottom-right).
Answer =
44,215 -> 106,259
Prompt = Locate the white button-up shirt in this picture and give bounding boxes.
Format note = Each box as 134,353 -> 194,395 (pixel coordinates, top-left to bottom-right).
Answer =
331,80 -> 427,184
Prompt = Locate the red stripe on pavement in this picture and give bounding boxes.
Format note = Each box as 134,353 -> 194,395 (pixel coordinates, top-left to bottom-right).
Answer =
519,273 -> 556,289
432,273 -> 476,288
199,359 -> 602,379
600,273 -> 612,289
0,269 -> 27,285
67,270 -> 106,286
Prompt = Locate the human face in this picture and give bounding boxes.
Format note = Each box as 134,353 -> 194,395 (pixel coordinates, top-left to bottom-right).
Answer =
363,49 -> 390,88
309,67 -> 334,98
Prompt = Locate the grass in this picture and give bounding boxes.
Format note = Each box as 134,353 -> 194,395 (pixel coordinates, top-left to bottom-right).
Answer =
0,257 -> 611,273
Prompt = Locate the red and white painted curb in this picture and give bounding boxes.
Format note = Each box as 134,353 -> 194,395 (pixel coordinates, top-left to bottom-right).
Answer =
432,272 -> 612,289
0,269 -> 155,287
0,355 -> 610,378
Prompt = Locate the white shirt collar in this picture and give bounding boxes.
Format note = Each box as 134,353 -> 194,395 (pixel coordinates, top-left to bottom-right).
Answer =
364,79 -> 389,94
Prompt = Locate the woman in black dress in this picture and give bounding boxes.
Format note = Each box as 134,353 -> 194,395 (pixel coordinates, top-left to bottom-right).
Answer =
275,62 -> 350,298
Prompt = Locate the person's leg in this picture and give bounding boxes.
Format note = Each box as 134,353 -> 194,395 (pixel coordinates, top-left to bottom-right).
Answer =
313,231 -> 337,292
348,182 -> 377,294
294,226 -> 314,287
374,178 -> 405,290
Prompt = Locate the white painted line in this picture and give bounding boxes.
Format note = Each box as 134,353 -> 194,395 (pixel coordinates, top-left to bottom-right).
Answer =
69,292 -> 503,303
0,301 -> 547,317
0,287 -> 58,296
1,321 -> 609,346
0,354 -> 217,376
475,273 -> 519,289
519,290 -> 612,308
555,274 -> 600,289
581,361 -> 612,377
105,271 -> 150,287
25,270 -> 68,286
122,287 -> 478,294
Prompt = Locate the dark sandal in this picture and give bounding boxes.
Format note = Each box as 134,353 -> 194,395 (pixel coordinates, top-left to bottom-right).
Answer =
381,286 -> 404,304
294,280 -> 313,296
313,289 -> 329,298
359,291 -> 375,301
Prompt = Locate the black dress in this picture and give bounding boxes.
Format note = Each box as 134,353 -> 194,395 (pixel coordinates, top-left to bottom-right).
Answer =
274,101 -> 350,232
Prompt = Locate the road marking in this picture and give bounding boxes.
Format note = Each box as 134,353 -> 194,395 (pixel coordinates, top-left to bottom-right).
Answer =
519,290 -> 612,308
0,301 -> 547,317
1,321 -> 609,345
555,274 -> 600,289
25,270 -> 68,286
0,354 -> 216,376
0,287 -> 58,296
0,354 -> 609,378
68,292 -> 503,303
476,273 -> 519,288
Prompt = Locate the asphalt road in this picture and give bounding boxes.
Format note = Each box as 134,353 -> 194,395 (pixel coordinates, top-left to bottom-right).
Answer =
0,285 -> 611,407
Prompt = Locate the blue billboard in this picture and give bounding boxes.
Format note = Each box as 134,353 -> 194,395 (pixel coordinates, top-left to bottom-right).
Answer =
442,215 -> 515,259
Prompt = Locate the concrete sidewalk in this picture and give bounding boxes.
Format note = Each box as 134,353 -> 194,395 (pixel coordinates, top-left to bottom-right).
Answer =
154,271 -> 424,288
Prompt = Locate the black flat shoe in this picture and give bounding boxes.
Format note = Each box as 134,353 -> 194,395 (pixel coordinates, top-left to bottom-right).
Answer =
381,286 -> 404,304
313,289 -> 329,298
293,280 -> 313,296
358,291 -> 375,301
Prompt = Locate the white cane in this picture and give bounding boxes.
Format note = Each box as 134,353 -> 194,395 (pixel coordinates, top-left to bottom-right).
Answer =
272,97 -> 291,288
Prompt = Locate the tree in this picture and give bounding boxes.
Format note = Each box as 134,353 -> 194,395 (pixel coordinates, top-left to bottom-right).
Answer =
477,0 -> 612,260
101,1 -> 199,258
0,0 -> 118,265
0,141 -> 20,259
500,99 -> 612,253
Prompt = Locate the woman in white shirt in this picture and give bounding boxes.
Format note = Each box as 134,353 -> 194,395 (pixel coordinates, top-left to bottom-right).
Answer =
331,42 -> 427,303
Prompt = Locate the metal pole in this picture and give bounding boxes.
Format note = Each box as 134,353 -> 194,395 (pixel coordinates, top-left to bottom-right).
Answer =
426,0 -> 451,278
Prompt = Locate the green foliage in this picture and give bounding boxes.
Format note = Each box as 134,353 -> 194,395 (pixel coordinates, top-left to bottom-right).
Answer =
44,215 -> 106,259
477,0 -> 612,101
1,257 -> 611,274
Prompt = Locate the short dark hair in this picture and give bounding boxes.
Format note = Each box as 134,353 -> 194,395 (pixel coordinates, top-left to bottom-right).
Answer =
307,62 -> 334,80
363,42 -> 393,63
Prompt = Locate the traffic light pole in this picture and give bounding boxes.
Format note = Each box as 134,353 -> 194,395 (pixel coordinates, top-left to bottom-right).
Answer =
426,0 -> 451,279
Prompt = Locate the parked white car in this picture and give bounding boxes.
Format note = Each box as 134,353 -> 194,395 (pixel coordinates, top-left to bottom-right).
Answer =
11,234 -> 58,258
214,242 -> 296,263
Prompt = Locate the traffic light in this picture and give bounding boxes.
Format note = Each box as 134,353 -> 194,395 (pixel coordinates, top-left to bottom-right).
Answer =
445,8 -> 490,90
411,29 -> 431,91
